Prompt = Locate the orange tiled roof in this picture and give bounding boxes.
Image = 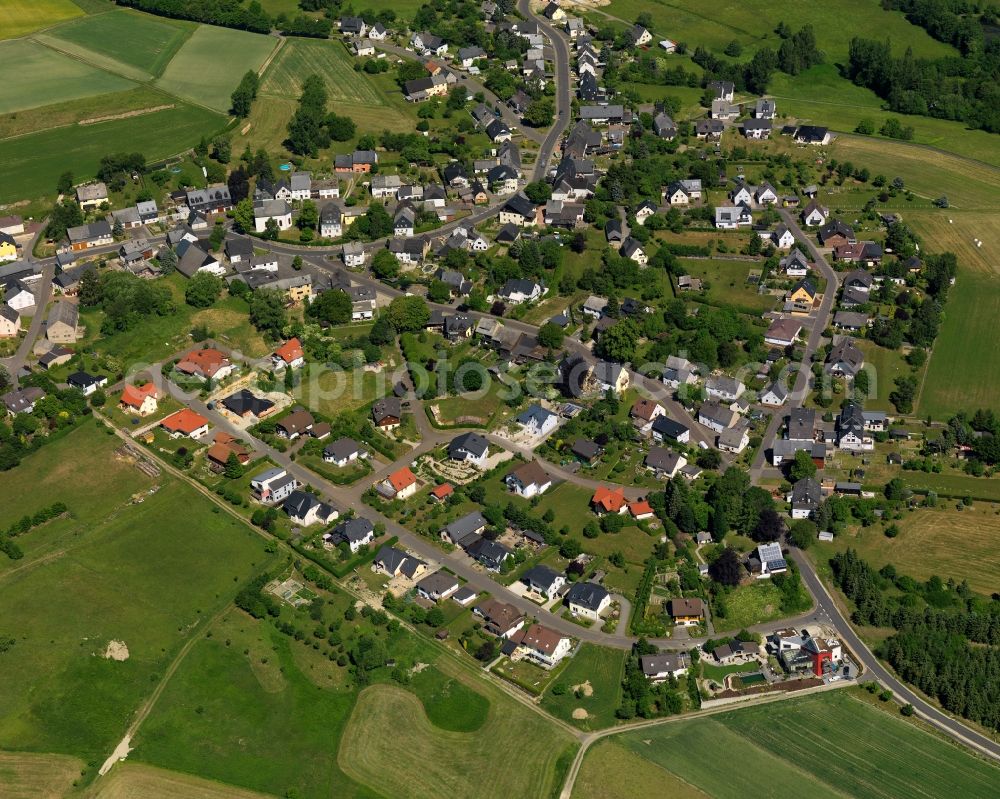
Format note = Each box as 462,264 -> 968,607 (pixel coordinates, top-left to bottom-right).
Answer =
160,408 -> 208,435
389,467 -> 417,493
629,500 -> 654,517
431,483 -> 454,499
592,485 -> 627,513
119,382 -> 157,408
176,348 -> 230,378
274,337 -> 304,364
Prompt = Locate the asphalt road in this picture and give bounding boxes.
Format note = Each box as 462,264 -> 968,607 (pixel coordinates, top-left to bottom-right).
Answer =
790,549 -> 1000,761
371,40 -> 545,146
519,0 -> 572,183
19,15 -> 999,763
749,210 -> 840,481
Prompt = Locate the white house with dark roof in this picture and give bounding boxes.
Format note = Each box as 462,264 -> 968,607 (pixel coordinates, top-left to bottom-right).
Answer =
505,460 -> 552,498
448,432 -> 490,467
283,490 -> 338,527
515,404 -> 558,437
521,564 -> 565,600
640,651 -> 690,681
326,517 -> 375,553
565,581 -> 611,620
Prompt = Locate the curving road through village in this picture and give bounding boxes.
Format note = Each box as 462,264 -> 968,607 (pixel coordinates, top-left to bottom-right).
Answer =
15,0 -> 1000,767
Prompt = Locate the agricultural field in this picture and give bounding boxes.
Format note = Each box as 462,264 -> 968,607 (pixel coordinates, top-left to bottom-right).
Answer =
0,751 -> 84,799
573,740 -> 709,799
260,39 -> 385,108
0,421 -> 153,575
0,40 -> 136,114
132,615 -> 374,799
812,505 -> 1000,596
830,135 -> 1000,208
155,25 -> 276,112
0,102 -> 223,205
43,8 -> 195,80
136,606 -> 573,799
607,0 -> 954,63
242,37 -> 413,157
1,0 -> 83,40
339,684 -> 575,799
918,270 -> 1000,418
91,762 -> 277,799
0,420 -> 273,766
541,643 -> 626,730
601,690 -> 1000,799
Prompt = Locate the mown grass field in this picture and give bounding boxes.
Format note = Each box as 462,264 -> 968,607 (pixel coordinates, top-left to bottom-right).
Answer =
0,101 -> 224,204
573,740 -> 708,799
0,750 -> 84,799
0,40 -> 135,114
854,339 -> 912,413
1,0 -> 83,40
91,762 -> 278,799
155,25 -> 276,112
608,0 -> 953,62
812,505 -> 1000,596
677,257 -> 777,313
134,618 -> 376,799
768,66 -> 1000,167
900,470 -> 1000,503
830,135 -> 1000,208
541,644 -> 626,730
609,690 -> 1000,798
905,211 -> 1000,273
716,580 -> 785,632
0,85 -> 174,140
918,270 -> 1000,418
45,8 -> 195,79
0,421 -> 272,765
339,684 -> 575,799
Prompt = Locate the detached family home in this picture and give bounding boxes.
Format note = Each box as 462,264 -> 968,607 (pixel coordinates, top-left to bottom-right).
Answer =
565,582 -> 611,620
448,432 -> 490,467
283,490 -> 338,527
326,517 -> 375,553
505,459 -> 552,498
160,408 -> 209,439
521,564 -> 565,600
515,403 -> 558,437
506,624 -> 572,668
118,383 -> 158,416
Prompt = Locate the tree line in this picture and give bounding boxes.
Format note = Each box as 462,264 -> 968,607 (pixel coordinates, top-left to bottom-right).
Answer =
831,549 -> 1000,730
115,0 -> 332,36
847,36 -> 1000,133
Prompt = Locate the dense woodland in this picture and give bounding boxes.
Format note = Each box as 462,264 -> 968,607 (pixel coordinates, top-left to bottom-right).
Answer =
832,550 -> 1000,731
847,26 -> 1000,133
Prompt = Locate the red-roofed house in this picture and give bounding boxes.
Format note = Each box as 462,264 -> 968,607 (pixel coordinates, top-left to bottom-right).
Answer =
629,500 -> 655,520
160,408 -> 210,438
430,483 -> 454,502
383,466 -> 418,499
175,348 -> 233,380
591,485 -> 627,515
118,383 -> 158,416
271,338 -> 305,370
206,432 -> 250,470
